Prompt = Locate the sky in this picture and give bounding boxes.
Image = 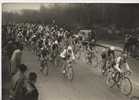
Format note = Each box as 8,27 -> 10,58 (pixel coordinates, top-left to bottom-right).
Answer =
2,3 -> 54,13
2,2 -> 139,13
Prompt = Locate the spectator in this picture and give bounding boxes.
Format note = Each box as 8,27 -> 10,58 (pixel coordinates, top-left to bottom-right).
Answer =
130,34 -> 138,57
10,44 -> 24,76
6,39 -> 17,60
10,64 -> 27,100
124,34 -> 131,54
25,72 -> 39,100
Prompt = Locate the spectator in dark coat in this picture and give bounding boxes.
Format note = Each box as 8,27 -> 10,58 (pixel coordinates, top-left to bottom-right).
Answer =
6,40 -> 17,60
25,72 -> 39,100
10,64 -> 27,100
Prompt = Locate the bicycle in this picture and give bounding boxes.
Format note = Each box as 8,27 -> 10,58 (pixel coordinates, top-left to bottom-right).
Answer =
40,56 -> 49,76
62,60 -> 74,81
106,69 -> 132,96
101,60 -> 114,77
86,47 -> 99,67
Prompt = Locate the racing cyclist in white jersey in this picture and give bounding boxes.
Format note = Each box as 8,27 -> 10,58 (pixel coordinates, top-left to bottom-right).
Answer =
60,45 -> 75,74
114,52 -> 132,74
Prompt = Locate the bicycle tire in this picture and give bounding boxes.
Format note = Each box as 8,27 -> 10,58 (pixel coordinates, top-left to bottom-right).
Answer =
67,67 -> 74,81
120,77 -> 132,96
42,62 -> 48,76
92,56 -> 99,67
105,71 -> 115,88
102,68 -> 109,77
44,66 -> 48,76
92,51 -> 99,68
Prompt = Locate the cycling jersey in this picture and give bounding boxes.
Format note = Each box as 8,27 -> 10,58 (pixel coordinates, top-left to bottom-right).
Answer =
39,39 -> 43,48
41,47 -> 49,58
60,46 -> 75,61
101,49 -> 115,60
52,43 -> 58,50
31,35 -> 37,42
114,56 -> 130,73
101,51 -> 107,59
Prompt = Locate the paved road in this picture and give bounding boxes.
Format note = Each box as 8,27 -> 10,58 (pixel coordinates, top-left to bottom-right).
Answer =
22,47 -> 139,100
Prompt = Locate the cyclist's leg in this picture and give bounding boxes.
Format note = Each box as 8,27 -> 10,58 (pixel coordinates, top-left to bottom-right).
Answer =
61,58 -> 66,74
44,59 -> 48,75
112,71 -> 121,87
40,55 -> 45,71
102,59 -> 107,72
89,52 -> 93,64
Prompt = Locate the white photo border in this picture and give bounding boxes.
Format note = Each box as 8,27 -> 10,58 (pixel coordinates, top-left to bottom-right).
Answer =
1,1 -> 139,100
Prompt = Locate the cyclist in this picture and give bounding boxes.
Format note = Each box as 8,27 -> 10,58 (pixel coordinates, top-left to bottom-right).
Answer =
114,52 -> 132,74
86,43 -> 92,63
36,37 -> 43,58
101,46 -> 116,73
17,32 -> 23,44
109,52 -> 132,88
60,45 -> 75,74
107,46 -> 116,64
85,38 -> 95,57
101,48 -> 107,73
73,35 -> 82,59
51,40 -> 59,66
40,46 -> 49,72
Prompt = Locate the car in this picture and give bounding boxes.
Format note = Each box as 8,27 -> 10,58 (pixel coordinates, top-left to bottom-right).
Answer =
79,29 -> 92,41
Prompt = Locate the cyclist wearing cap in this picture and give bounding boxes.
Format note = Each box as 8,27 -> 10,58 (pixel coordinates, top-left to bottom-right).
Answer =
51,40 -> 59,66
114,52 -> 132,74
60,46 -> 75,61
101,46 -> 116,73
107,46 -> 116,62
60,45 -> 75,74
110,52 -> 132,87
101,48 -> 107,73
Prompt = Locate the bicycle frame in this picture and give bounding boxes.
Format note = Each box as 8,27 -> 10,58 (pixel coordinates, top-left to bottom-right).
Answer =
111,71 -> 131,88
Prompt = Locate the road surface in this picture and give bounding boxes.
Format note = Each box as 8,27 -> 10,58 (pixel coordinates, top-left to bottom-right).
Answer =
21,47 -> 139,100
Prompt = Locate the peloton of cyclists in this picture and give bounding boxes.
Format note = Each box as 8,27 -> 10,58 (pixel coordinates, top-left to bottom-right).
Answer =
5,22 -> 133,80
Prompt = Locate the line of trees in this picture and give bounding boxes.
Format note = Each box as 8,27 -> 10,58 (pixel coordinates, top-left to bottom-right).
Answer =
2,4 -> 139,28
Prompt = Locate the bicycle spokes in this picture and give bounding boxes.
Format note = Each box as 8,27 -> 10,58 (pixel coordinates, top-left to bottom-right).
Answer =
106,72 -> 115,88
120,77 -> 132,96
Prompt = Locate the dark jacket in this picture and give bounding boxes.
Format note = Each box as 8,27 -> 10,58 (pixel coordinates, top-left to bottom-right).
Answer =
25,81 -> 39,100
10,72 -> 27,100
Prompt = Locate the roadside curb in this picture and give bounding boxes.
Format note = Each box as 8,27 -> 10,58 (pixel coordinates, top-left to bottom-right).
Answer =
96,42 -> 123,52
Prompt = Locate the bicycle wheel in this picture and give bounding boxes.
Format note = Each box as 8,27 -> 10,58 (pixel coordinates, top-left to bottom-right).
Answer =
43,64 -> 48,76
67,67 -> 74,81
120,77 -> 132,96
105,71 -> 115,88
92,51 -> 99,67
102,68 -> 109,77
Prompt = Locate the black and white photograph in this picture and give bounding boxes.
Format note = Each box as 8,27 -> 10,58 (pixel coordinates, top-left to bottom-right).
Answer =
2,3 -> 139,100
